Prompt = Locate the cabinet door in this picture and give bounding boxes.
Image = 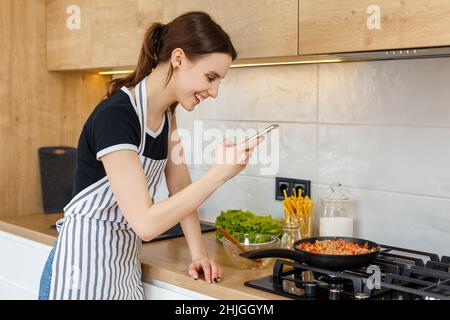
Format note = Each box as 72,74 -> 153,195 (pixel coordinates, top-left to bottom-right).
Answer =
163,0 -> 298,59
0,231 -> 52,300
46,0 -> 91,70
46,0 -> 163,70
299,0 -> 450,54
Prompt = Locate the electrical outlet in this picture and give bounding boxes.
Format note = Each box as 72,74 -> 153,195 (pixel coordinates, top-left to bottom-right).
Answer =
292,179 -> 311,198
275,177 -> 311,201
275,177 -> 291,201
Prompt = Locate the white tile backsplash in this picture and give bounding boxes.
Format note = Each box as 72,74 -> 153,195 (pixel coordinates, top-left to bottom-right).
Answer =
176,118 -> 317,180
157,58 -> 450,256
315,184 -> 450,256
319,58 -> 450,127
176,64 -> 318,123
318,124 -> 450,198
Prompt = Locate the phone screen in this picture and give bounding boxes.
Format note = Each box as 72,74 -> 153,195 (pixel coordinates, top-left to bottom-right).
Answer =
244,124 -> 279,143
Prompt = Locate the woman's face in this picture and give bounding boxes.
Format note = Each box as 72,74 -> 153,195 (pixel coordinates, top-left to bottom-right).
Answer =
171,51 -> 232,111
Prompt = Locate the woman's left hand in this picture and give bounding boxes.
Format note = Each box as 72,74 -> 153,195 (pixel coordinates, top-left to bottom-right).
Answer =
187,256 -> 223,284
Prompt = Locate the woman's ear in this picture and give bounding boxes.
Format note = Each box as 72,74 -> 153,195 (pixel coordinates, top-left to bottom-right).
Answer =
171,48 -> 185,69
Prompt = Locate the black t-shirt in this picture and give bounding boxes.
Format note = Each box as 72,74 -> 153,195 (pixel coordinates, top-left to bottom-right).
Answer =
71,89 -> 169,198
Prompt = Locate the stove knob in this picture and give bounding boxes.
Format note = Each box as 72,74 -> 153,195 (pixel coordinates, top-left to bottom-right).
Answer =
304,282 -> 318,297
329,288 -> 342,300
355,293 -> 369,300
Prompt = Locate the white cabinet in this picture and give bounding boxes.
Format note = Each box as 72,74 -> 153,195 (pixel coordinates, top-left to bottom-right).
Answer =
0,231 -> 52,300
143,278 -> 215,300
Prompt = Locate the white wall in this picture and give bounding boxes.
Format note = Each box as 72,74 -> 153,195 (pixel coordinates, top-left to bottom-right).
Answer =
155,57 -> 450,256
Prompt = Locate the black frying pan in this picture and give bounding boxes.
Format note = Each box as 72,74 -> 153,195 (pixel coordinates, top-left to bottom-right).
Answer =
239,236 -> 380,270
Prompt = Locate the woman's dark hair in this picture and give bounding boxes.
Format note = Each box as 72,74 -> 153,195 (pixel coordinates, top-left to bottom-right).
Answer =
106,11 -> 237,113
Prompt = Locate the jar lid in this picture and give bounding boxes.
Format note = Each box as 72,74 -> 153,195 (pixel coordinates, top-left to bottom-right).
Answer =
323,183 -> 349,201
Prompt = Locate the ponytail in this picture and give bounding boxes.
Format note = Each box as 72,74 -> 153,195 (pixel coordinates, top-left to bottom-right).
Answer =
105,22 -> 165,98
105,12 -> 237,115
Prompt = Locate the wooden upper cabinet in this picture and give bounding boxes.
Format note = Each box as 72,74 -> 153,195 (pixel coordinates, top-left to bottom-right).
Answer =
299,0 -> 450,54
45,0 -> 450,70
47,0 -> 90,70
46,0 -> 163,70
47,0 -> 298,70
163,0 -> 298,59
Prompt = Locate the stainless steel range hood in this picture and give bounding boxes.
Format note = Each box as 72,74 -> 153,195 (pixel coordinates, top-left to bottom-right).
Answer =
329,46 -> 450,62
228,46 -> 450,69
98,46 -> 450,75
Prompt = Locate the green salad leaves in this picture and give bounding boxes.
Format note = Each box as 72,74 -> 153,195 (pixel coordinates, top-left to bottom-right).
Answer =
215,209 -> 282,241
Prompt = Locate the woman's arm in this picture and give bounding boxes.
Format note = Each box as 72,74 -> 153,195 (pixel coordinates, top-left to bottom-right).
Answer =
102,150 -> 224,242
164,115 -> 208,260
100,121 -> 262,243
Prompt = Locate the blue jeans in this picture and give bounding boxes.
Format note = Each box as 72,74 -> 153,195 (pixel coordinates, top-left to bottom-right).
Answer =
38,240 -> 57,300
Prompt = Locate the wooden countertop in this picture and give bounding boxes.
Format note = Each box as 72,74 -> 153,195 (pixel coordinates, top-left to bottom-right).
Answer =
0,213 -> 288,300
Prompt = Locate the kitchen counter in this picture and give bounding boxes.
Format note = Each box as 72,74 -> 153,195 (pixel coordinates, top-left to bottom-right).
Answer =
0,213 -> 288,300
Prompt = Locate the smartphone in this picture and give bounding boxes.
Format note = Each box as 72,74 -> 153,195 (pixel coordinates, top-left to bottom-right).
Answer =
244,124 -> 279,143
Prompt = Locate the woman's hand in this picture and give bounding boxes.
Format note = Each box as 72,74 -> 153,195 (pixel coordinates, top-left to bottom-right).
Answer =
187,256 -> 224,284
211,136 -> 264,183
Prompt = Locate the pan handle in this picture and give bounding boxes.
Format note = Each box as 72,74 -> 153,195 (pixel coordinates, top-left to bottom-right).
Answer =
239,248 -> 307,262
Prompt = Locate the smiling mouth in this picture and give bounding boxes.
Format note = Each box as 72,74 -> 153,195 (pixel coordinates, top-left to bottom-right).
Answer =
194,93 -> 205,105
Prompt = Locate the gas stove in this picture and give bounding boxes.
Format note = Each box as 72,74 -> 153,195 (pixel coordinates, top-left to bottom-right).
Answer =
245,244 -> 450,300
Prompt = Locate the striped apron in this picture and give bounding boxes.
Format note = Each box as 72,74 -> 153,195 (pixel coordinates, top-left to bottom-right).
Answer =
49,77 -> 169,300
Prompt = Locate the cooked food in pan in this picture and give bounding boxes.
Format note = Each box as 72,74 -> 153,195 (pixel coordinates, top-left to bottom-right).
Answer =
297,239 -> 378,255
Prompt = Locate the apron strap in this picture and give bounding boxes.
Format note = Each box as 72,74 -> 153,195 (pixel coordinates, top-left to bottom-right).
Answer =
135,78 -> 148,155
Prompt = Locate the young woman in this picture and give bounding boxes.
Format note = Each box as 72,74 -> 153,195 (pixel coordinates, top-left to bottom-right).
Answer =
38,11 -> 263,300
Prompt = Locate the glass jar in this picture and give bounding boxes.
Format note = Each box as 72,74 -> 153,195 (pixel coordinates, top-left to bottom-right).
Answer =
280,219 -> 302,250
319,183 -> 354,237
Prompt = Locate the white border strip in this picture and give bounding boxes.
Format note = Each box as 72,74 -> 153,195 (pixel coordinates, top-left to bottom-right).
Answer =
145,114 -> 166,138
96,144 -> 138,160
120,86 -> 138,112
